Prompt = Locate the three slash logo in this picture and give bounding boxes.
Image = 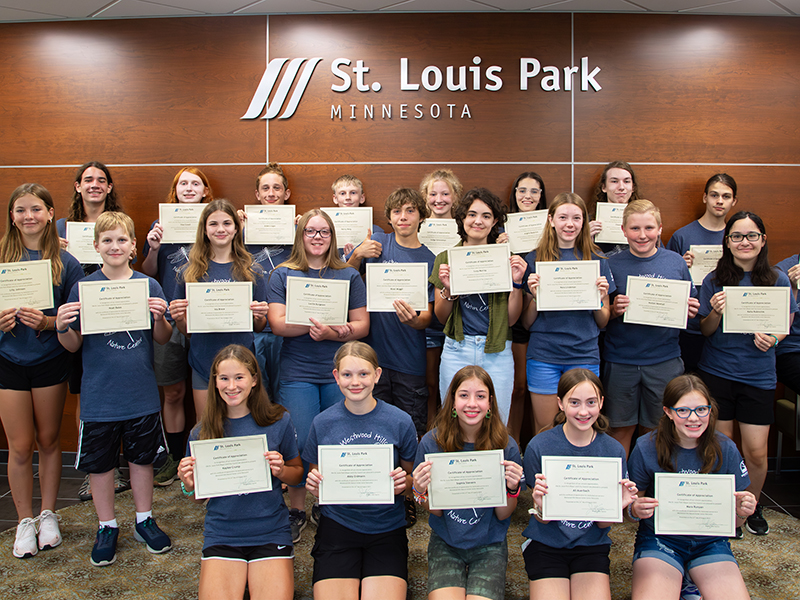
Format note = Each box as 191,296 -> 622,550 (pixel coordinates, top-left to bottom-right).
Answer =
241,57 -> 323,120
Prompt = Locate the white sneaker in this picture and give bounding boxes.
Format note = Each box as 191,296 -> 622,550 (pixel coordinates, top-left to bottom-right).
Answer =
38,510 -> 62,550
13,517 -> 38,558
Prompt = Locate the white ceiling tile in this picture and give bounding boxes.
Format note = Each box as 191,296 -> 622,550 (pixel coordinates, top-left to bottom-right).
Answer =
143,0 -> 252,12
95,0 -> 205,18
682,0 -> 793,14
0,6 -> 65,21
235,0 -> 352,13
378,0 -> 501,11
0,0 -> 109,18
773,0 -> 800,15
531,0 -> 646,11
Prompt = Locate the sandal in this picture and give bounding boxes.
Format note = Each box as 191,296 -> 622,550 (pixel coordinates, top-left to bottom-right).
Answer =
404,495 -> 417,529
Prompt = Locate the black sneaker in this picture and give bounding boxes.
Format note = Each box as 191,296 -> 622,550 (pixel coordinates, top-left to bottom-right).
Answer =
134,517 -> 172,553
289,509 -> 306,543
732,526 -> 744,539
745,503 -> 769,536
91,526 -> 119,567
310,502 -> 321,527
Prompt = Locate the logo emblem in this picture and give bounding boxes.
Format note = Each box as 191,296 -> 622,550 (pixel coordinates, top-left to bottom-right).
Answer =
242,58 -> 323,120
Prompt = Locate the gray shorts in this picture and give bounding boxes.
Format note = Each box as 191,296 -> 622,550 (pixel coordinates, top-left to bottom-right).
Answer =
603,357 -> 684,429
427,530 -> 507,600
153,326 -> 189,387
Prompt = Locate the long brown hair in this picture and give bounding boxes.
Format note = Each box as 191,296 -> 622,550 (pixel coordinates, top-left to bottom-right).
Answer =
0,183 -> 64,285
536,193 -> 602,262
167,167 -> 214,204
550,368 -> 609,434
277,209 -> 348,275
197,345 -> 285,441
68,161 -> 122,222
713,211 -> 777,287
655,374 -> 722,474
182,199 -> 256,284
592,160 -> 640,206
433,365 -> 509,452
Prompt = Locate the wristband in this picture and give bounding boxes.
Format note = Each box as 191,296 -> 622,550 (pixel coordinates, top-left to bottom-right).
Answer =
512,282 -> 524,289
412,485 -> 428,504
769,334 -> 779,347
627,504 -> 640,521
180,481 -> 194,497
439,287 -> 459,302
506,485 -> 520,498
528,503 -> 543,519
56,324 -> 70,334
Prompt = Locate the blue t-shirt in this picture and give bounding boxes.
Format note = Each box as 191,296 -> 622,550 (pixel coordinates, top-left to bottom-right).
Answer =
0,249 -> 83,366
301,399 -> 417,534
246,243 -> 292,335
775,255 -> 800,356
604,248 -> 696,365
267,266 -> 367,384
189,411 -> 299,549
56,218 -> 101,276
359,232 -> 435,377
142,219 -> 191,306
415,430 -> 523,550
522,424 -> 628,549
628,430 -> 750,541
666,220 -> 724,258
525,248 -> 616,365
67,270 -> 165,422
175,260 -> 268,381
698,270 -> 798,389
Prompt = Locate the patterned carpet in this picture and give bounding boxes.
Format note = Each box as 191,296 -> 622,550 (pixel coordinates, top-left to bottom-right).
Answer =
0,486 -> 798,600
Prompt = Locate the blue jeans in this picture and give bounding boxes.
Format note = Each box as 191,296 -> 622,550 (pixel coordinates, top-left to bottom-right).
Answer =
254,331 -> 283,402
439,336 -> 513,425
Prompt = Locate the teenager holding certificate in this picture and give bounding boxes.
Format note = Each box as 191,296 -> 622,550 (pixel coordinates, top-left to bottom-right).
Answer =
522,193 -> 614,435
304,342 -> 416,600
412,365 -> 523,600
267,209 -> 369,542
523,369 -> 635,600
178,345 -> 302,600
604,201 -> 699,456
589,161 -> 640,257
0,184 -> 83,558
628,375 -> 755,600
430,188 -> 527,425
169,199 -> 269,422
142,166 -> 213,486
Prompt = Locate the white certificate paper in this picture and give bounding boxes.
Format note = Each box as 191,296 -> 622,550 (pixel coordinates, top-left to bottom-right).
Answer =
447,245 -> 512,296
78,278 -> 151,335
317,444 -> 395,505
505,210 -> 548,254
65,222 -> 101,264
593,203 -> 628,245
655,473 -> 736,537
0,259 -> 54,311
624,276 -> 691,330
418,219 -> 461,256
426,449 -> 507,510
186,282 -> 253,334
244,204 -> 295,245
541,456 -> 623,522
158,203 -> 205,244
190,434 -> 272,500
689,245 -> 723,286
321,207 -> 373,249
285,276 -> 349,326
723,286 -> 791,335
536,261 -> 601,311
366,263 -> 429,313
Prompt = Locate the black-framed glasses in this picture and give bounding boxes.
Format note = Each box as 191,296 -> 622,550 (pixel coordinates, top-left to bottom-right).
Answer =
516,187 -> 542,196
727,232 -> 763,243
303,228 -> 332,239
670,405 -> 712,419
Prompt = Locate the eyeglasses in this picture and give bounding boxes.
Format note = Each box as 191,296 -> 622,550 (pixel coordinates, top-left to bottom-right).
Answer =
516,187 -> 542,196
670,405 -> 712,419
727,232 -> 763,243
303,228 -> 332,239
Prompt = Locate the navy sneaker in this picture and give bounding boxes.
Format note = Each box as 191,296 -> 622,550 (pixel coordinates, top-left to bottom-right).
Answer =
134,517 -> 172,554
91,526 -> 119,567
310,502 -> 321,527
745,503 -> 769,536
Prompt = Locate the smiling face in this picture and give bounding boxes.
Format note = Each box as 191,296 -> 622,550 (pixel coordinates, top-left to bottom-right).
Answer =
205,210 -> 237,251
256,173 -> 290,205
726,217 -> 765,269
333,184 -> 365,207
333,355 -> 381,404
703,182 -> 737,220
303,215 -> 332,260
215,358 -> 256,418
427,180 -> 454,218
665,390 -> 710,448
515,177 -> 542,212
94,225 -> 135,268
548,202 -> 583,248
175,171 -> 207,204
389,202 -> 421,239
558,381 -> 603,435
602,167 -> 633,204
12,193 -> 53,243
453,376 -> 492,430
463,199 -> 498,245
623,211 -> 662,258
75,166 -> 112,207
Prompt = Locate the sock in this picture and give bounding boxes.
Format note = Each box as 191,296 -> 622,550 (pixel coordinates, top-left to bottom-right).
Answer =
99,519 -> 118,529
136,511 -> 152,524
166,432 -> 184,461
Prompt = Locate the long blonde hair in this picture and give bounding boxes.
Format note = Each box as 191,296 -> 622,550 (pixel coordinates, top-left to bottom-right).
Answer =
277,210 -> 348,275
536,193 -> 601,262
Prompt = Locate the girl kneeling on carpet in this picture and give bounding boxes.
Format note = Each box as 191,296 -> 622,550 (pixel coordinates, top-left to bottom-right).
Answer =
304,341 -> 418,600
628,374 -> 755,600
178,345 -> 303,600
523,368 -> 637,600
412,365 -> 524,600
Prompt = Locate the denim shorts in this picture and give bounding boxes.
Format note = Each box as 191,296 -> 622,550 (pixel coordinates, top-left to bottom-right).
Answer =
526,359 -> 599,395
427,530 -> 507,600
632,528 -> 737,575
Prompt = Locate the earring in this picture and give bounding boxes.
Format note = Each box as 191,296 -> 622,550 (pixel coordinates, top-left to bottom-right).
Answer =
485,409 -> 492,420
451,409 -> 457,419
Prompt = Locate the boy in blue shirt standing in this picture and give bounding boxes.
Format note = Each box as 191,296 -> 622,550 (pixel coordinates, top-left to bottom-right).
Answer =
56,212 -> 173,567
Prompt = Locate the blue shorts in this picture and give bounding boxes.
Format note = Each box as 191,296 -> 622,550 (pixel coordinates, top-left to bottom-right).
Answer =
632,528 -> 737,575
526,359 -> 599,395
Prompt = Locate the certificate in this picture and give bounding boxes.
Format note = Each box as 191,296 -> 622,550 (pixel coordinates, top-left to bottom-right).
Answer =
317,444 -> 395,505
65,222 -> 101,264
723,286 -> 791,335
426,449 -> 506,510
505,210 -> 548,254
689,245 -> 722,286
285,276 -> 349,326
593,203 -> 628,245
159,203 -> 205,244
623,276 -> 691,329
366,263 -> 429,312
244,204 -> 295,245
321,207 -> 373,249
654,473 -> 735,536
447,245 -> 512,296
190,434 -> 272,500
418,219 -> 461,256
0,259 -> 54,311
536,261 -> 601,311
186,282 -> 253,333
541,456 -> 623,522
78,278 -> 151,335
